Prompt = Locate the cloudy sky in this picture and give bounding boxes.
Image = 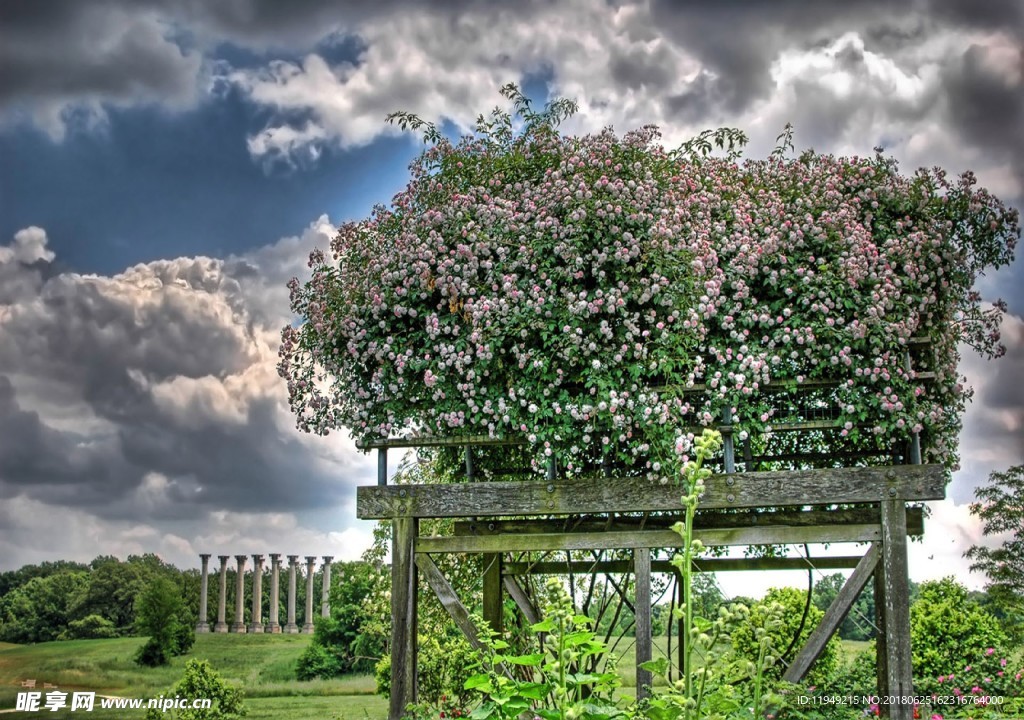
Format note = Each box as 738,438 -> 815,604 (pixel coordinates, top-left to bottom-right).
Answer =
0,0 -> 1021,598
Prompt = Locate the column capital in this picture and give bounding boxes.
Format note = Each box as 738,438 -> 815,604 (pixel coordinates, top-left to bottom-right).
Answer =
305,555 -> 317,563
252,553 -> 264,563
322,555 -> 334,563
287,554 -> 299,564
234,554 -> 248,564
269,553 -> 281,562
218,555 -> 230,563
200,553 -> 211,562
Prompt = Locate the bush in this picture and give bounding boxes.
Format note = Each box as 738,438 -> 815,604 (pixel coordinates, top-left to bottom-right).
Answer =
144,658 -> 245,720
375,632 -> 476,708
731,587 -> 840,685
909,577 -> 1008,684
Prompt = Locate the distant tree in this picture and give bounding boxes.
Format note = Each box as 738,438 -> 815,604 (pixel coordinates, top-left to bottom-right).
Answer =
296,561 -> 387,679
812,573 -> 875,641
0,571 -> 89,643
0,560 -> 89,597
60,614 -> 118,640
965,464 -> 1024,635
134,576 -> 194,667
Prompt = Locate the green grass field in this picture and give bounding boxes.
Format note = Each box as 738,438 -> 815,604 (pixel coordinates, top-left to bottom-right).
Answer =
0,633 -> 878,719
0,634 -> 386,719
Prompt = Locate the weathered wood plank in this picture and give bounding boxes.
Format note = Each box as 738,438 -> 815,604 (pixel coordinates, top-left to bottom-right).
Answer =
874,568 -> 889,703
358,435 -> 526,450
482,553 -> 503,635
455,507 -> 925,536
783,544 -> 880,683
634,548 -> 653,698
415,553 -> 483,651
416,524 -> 884,554
502,556 -> 867,575
881,500 -> 914,720
390,518 -> 418,720
357,465 -> 945,519
502,576 -> 541,627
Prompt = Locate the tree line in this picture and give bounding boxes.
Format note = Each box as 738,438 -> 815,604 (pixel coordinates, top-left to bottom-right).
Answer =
0,553 -> 325,645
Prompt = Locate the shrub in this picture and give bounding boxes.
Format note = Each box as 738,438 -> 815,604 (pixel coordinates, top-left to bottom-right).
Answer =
60,614 -> 118,640
909,577 -> 1008,685
731,586 -> 840,685
143,658 -> 245,720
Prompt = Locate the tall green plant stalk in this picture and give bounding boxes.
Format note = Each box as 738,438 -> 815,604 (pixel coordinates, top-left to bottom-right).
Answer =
670,429 -> 722,720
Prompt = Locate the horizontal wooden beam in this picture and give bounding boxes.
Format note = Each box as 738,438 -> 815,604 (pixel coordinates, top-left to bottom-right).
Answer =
502,556 -> 867,575
455,507 -> 925,536
357,464 -> 944,519
357,434 -> 525,450
416,523 -> 884,554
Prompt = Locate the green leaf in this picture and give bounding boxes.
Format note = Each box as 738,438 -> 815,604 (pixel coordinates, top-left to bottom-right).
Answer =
639,657 -> 669,675
464,674 -> 493,692
531,618 -> 556,633
469,704 -> 495,720
506,652 -> 545,666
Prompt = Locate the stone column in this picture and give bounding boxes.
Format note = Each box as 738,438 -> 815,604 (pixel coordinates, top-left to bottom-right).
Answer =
303,556 -> 316,633
285,555 -> 299,633
214,555 -> 229,633
267,554 -> 281,633
321,556 -> 333,618
196,553 -> 211,633
249,554 -> 264,633
232,554 -> 248,633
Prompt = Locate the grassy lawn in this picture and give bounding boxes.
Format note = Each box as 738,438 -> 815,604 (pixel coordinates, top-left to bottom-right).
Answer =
0,634 -> 382,719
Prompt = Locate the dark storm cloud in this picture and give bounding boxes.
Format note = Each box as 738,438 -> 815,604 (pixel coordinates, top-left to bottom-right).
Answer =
0,231 -> 357,521
647,0 -> 913,115
940,42 -> 1024,187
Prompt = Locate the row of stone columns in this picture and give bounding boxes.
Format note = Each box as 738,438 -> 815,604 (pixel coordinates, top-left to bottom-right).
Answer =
195,553 -> 333,634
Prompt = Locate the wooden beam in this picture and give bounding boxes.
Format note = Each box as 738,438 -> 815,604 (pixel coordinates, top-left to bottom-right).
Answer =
358,435 -> 525,450
502,576 -> 541,627
357,464 -> 945,519
416,523 -> 884,554
502,556 -> 868,575
634,548 -> 653,698
455,507 -> 925,536
415,553 -> 483,651
482,553 -> 503,635
880,500 -> 914,720
783,544 -> 880,683
390,518 -> 418,720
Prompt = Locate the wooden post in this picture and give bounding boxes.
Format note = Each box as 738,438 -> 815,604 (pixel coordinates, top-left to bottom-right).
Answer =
378,448 -> 388,486
634,547 -> 652,698
722,408 -> 736,473
390,517 -> 418,720
880,500 -> 913,720
483,553 -> 503,635
874,567 -> 889,711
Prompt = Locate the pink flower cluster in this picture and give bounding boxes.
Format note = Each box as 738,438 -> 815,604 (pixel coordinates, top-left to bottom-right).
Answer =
279,113 -> 1019,478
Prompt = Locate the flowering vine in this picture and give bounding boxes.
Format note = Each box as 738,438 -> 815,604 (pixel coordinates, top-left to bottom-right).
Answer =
279,84 -> 1018,480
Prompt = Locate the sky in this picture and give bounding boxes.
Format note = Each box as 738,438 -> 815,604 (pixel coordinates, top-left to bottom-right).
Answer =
0,0 -> 1022,600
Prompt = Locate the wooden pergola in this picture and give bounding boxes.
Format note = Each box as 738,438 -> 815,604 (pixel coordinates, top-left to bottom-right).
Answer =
356,343 -> 940,720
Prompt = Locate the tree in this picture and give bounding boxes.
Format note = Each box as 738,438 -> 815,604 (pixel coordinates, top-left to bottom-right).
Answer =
812,573 -> 875,641
296,561 -> 387,679
134,576 -> 194,667
965,465 -> 1024,614
0,571 -> 89,643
